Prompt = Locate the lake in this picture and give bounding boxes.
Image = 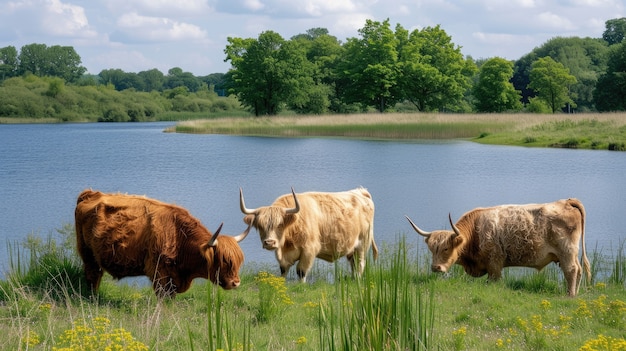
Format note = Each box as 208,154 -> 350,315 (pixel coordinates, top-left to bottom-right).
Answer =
1,122 -> 625,278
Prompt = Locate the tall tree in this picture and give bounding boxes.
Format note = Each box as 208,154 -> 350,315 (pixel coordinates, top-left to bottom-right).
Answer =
512,37 -> 608,111
602,17 -> 626,46
397,25 -> 475,112
17,43 -> 47,77
594,42 -> 626,111
0,46 -> 18,80
290,28 -> 341,114
527,57 -> 577,113
225,31 -> 315,115
473,57 -> 522,112
18,44 -> 86,82
164,67 -> 200,92
99,69 -> 144,91
138,68 -> 165,92
336,19 -> 400,112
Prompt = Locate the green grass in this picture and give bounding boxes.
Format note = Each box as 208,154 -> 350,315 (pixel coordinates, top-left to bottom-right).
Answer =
476,118 -> 626,150
2,229 -> 626,350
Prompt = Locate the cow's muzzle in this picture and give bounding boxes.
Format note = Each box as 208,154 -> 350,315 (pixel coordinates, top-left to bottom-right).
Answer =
221,278 -> 241,290
263,239 -> 278,250
432,264 -> 447,273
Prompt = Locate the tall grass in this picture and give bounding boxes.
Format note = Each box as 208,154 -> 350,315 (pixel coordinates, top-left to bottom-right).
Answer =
319,237 -> 435,350
1,227 -> 626,349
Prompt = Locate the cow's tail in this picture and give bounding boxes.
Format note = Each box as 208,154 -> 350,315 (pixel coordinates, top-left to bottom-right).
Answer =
569,198 -> 591,283
371,238 -> 379,261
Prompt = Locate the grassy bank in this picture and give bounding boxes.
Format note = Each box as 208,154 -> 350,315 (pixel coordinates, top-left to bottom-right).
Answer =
1,229 -> 625,350
171,112 -> 626,151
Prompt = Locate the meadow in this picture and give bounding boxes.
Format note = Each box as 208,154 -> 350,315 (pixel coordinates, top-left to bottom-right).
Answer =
1,226 -> 625,350
171,112 -> 626,151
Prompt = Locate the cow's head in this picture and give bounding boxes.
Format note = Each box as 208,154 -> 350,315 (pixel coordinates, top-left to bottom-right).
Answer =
239,188 -> 300,251
202,223 -> 251,289
405,214 -> 465,273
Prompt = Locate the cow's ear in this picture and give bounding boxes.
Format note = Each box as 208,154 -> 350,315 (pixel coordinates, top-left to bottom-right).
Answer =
283,213 -> 297,226
243,214 -> 254,225
452,235 -> 464,247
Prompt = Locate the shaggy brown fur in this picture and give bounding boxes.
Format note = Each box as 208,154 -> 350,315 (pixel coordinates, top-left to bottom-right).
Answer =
407,198 -> 590,297
241,187 -> 378,282
75,189 -> 248,298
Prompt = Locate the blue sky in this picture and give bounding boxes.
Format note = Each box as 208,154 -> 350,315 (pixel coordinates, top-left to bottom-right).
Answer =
0,0 -> 623,75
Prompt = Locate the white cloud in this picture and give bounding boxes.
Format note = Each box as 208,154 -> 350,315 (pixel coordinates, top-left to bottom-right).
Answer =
115,12 -> 208,42
571,0 -> 616,6
105,0 -> 211,16
296,0 -> 357,16
243,0 -> 265,11
536,11 -> 576,31
217,0 -> 359,17
42,0 -> 96,37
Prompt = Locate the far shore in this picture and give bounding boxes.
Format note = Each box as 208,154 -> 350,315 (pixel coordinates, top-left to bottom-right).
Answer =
170,112 -> 626,151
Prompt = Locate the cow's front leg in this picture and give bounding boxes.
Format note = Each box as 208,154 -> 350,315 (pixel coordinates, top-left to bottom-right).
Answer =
486,267 -> 503,281
279,264 -> 292,277
295,254 -> 316,283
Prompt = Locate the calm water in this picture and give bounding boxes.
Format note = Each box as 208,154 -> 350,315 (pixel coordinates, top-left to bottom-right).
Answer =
1,122 -> 625,276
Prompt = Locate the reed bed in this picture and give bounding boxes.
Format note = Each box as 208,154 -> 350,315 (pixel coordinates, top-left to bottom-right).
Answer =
171,112 -> 626,150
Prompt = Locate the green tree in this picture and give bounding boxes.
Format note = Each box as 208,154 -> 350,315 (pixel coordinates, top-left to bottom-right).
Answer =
512,37 -> 608,111
473,57 -> 522,112
396,25 -> 475,112
225,31 -> 315,115
0,45 -> 18,80
98,69 -> 144,91
527,57 -> 577,113
200,72 -> 226,95
18,43 -> 47,77
18,44 -> 86,82
602,17 -> 626,45
336,19 -> 400,112
164,67 -> 200,92
593,42 -> 626,111
291,28 -> 343,113
138,68 -> 165,92
45,45 -> 86,82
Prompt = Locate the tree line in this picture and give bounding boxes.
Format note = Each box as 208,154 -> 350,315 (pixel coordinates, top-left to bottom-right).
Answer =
0,17 -> 625,118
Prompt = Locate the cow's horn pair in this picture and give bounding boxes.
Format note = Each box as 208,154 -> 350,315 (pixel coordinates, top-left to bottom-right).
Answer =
406,213 -> 461,238
208,222 -> 251,246
239,187 -> 300,215
405,215 -> 431,237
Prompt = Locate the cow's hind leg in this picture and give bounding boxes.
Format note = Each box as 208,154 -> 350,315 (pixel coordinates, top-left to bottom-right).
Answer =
347,249 -> 366,278
560,255 -> 582,297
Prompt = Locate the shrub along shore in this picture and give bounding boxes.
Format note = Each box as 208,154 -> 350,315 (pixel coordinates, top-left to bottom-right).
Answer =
171,112 -> 626,151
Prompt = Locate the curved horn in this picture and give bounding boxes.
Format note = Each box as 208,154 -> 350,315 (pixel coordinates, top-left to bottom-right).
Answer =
449,213 -> 461,238
208,222 -> 224,247
405,215 -> 431,238
232,222 -> 252,243
239,188 -> 258,215
285,187 -> 300,214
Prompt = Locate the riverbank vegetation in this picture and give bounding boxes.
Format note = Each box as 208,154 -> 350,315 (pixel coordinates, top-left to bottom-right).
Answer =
172,112 -> 626,151
1,227 -> 625,350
